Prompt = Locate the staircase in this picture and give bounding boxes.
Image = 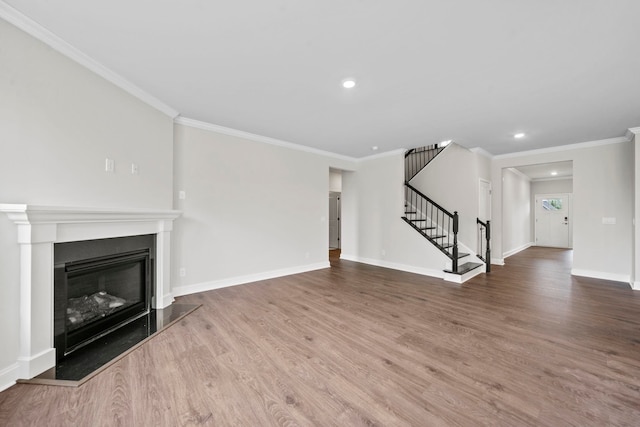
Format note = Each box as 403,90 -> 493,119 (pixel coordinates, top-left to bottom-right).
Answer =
401,143 -> 486,282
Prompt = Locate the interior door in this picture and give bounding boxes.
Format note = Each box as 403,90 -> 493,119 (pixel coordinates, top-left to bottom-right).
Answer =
478,179 -> 491,221
329,192 -> 341,249
535,193 -> 571,248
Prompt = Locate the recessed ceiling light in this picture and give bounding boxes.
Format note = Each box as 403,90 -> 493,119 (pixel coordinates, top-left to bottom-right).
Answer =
551,171 -> 558,176
342,79 -> 356,89
440,140 -> 452,146
371,146 -> 379,151
514,133 -> 526,139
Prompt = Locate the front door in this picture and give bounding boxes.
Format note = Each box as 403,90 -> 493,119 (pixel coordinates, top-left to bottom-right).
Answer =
535,193 -> 571,248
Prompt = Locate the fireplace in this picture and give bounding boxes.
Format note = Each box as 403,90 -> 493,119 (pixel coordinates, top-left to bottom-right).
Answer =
0,204 -> 181,380
54,235 -> 155,360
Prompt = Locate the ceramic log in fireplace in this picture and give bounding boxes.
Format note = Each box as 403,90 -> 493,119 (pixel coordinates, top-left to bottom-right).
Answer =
54,234 -> 155,360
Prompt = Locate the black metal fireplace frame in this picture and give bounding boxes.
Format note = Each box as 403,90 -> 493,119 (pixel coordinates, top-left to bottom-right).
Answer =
53,235 -> 155,361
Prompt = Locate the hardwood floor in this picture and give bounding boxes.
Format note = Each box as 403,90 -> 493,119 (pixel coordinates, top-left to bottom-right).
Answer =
2,247 -> 639,426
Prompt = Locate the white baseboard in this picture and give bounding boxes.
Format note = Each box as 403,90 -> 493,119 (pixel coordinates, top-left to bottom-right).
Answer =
18,348 -> 55,380
491,258 -> 505,266
444,263 -> 485,284
339,254 -> 444,279
172,262 -> 330,297
503,242 -> 534,259
154,293 -> 175,309
0,363 -> 19,392
632,281 -> 640,291
571,269 -> 631,285
339,253 -> 357,261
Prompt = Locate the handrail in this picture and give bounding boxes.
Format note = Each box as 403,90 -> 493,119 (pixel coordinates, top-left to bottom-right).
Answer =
404,143 -> 447,181
405,182 -> 453,218
476,218 -> 491,272
403,183 -> 459,271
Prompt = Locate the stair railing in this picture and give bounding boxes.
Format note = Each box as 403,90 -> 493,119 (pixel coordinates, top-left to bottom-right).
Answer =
404,143 -> 447,182
402,183 -> 459,271
476,218 -> 491,272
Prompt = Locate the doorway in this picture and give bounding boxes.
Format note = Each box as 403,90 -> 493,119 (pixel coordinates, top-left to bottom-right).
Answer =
535,193 -> 573,248
329,168 -> 344,257
502,160 -> 574,262
478,179 -> 491,221
329,192 -> 341,249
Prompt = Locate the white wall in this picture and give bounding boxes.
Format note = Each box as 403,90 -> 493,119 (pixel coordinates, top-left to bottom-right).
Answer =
170,124 -> 356,295
530,179 -> 573,198
0,19 -> 174,390
329,170 -> 342,192
492,140 -> 633,282
502,168 -> 532,256
0,20 -> 174,209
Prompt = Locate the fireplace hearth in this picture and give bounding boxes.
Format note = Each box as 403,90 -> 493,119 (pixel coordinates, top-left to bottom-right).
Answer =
54,235 -> 155,360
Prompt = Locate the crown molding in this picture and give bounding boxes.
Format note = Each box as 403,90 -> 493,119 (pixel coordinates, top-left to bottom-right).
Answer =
469,147 -> 494,159
0,2 -> 179,118
626,127 -> 640,139
494,136 -> 631,160
356,148 -> 406,162
530,176 -> 573,183
506,167 -> 531,182
174,116 -> 358,162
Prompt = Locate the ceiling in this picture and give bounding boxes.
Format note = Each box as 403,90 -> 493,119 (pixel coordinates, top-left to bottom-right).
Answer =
514,161 -> 573,181
4,0 -> 640,158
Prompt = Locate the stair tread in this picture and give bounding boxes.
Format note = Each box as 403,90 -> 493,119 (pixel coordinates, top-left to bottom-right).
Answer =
450,251 -> 469,259
443,262 -> 483,275
402,217 -> 469,260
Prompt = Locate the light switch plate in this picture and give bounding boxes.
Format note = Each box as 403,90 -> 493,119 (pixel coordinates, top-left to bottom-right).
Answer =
105,158 -> 115,173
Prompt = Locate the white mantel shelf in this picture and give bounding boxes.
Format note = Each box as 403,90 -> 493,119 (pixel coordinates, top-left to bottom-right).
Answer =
0,204 -> 181,224
0,204 -> 181,380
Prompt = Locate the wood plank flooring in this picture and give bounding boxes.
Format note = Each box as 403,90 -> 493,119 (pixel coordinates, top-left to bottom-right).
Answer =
2,247 -> 640,426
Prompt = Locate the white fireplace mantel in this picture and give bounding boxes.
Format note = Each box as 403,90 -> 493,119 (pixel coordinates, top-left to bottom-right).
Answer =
0,204 -> 181,380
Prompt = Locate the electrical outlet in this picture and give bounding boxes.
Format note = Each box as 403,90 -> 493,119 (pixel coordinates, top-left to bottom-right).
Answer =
179,190 -> 186,200
179,267 -> 186,277
131,163 -> 139,175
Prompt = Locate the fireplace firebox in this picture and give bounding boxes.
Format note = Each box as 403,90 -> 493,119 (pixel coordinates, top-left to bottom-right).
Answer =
54,235 -> 155,360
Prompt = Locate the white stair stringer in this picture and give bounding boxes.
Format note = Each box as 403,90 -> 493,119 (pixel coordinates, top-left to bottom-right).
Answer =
443,241 -> 485,283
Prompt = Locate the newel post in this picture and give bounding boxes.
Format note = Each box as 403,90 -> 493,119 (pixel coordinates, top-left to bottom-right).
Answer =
452,211 -> 459,273
485,220 -> 491,273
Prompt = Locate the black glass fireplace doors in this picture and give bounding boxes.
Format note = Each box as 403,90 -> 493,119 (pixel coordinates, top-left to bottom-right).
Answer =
54,235 -> 155,360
